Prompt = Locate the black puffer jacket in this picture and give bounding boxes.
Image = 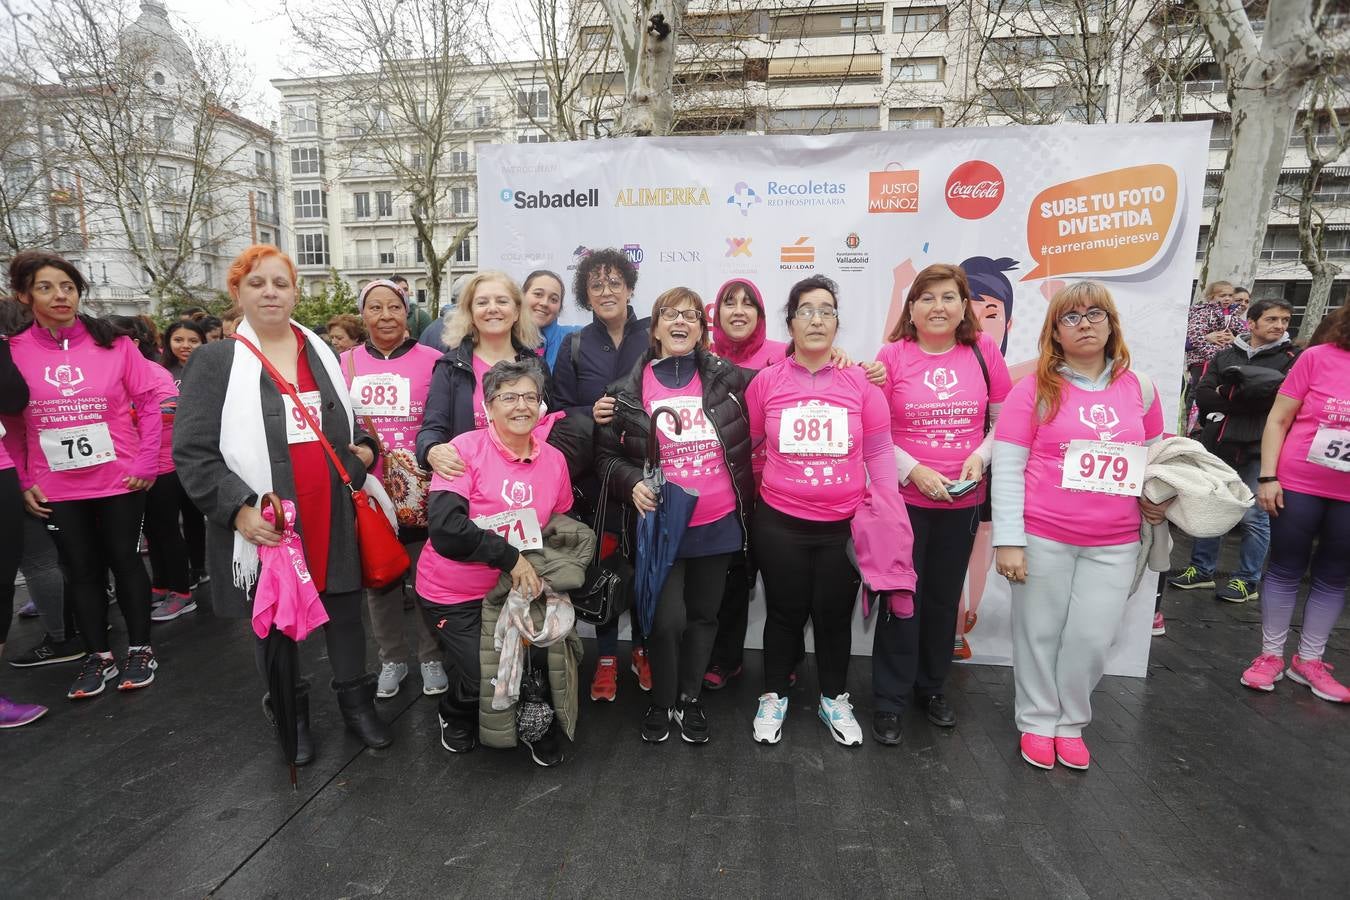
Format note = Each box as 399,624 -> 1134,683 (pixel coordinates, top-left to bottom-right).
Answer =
1196,337 -> 1300,465
595,347 -> 754,548
415,335 -> 550,468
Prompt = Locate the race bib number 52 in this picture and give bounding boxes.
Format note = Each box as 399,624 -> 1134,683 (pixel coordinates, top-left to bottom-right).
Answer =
40,422 -> 117,471
1060,440 -> 1147,497
779,405 -> 848,456
1308,427 -> 1350,473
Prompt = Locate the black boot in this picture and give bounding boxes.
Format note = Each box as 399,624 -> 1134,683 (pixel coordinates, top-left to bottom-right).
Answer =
333,674 -> 393,749
261,690 -> 315,766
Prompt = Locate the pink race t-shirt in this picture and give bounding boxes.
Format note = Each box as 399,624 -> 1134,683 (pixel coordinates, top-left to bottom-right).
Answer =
746,358 -> 890,522
1275,343 -> 1350,502
738,339 -> 788,371
341,343 -> 441,481
879,332 -> 1011,509
471,355 -> 492,429
4,321 -> 171,501
995,370 -> 1163,546
145,361 -> 178,476
642,366 -> 736,527
417,426 -> 573,605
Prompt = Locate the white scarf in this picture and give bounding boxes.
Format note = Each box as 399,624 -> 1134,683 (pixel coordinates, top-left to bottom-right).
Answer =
221,317 -> 396,592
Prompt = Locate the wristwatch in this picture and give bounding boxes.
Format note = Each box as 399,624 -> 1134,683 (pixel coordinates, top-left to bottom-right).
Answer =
1257,476 -> 1279,484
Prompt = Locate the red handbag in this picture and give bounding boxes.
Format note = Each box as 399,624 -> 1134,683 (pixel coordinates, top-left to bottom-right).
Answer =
231,335 -> 410,589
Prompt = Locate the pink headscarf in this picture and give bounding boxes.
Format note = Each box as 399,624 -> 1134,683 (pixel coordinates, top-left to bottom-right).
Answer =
709,278 -> 769,365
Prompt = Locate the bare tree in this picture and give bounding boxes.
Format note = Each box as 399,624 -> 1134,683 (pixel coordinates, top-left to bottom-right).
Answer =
1195,0 -> 1350,293
1294,73 -> 1348,339
596,0 -> 688,135
286,0 -> 490,313
7,0 -> 262,308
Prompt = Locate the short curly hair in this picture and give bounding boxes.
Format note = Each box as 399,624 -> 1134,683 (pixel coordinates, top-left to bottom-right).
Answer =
572,247 -> 638,311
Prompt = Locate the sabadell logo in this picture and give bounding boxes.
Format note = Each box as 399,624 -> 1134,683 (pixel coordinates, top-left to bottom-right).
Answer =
499,187 -> 600,210
944,161 -> 1004,220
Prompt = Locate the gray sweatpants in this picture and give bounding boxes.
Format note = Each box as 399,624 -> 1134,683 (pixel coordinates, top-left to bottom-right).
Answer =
367,539 -> 439,665
1010,535 -> 1136,738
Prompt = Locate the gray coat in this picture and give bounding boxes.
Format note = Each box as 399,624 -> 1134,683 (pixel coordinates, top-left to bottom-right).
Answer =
173,337 -> 378,618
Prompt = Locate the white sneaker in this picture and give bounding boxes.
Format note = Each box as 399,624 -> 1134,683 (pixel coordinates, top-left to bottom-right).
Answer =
376,661 -> 408,698
421,660 -> 449,696
818,693 -> 863,746
752,693 -> 788,744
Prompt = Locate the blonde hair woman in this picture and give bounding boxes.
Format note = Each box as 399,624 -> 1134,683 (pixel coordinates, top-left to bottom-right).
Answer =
416,271 -> 546,479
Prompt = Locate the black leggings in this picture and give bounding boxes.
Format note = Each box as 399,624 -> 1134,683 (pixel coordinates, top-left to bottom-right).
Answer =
754,503 -> 860,698
179,489 -> 206,574
48,492 -> 151,653
252,588 -> 367,689
708,551 -> 753,671
872,503 -> 978,713
0,468 -> 22,644
144,471 -> 191,593
422,600 -> 483,726
649,552 -> 733,707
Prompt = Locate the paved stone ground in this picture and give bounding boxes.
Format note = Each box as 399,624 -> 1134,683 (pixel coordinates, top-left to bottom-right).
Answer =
2,535 -> 1347,898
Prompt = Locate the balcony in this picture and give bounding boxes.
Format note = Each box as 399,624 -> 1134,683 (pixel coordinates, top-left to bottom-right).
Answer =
345,252 -> 411,270
256,209 -> 280,226
341,206 -> 408,224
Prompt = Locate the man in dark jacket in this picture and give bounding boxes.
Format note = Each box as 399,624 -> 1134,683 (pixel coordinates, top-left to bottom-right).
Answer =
1170,298 -> 1300,602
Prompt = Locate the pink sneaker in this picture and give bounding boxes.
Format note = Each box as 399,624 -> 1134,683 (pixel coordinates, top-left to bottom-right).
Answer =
1019,733 -> 1055,769
1240,654 -> 1285,692
1287,656 -> 1350,703
1151,612 -> 1165,636
1055,736 -> 1091,770
0,696 -> 48,728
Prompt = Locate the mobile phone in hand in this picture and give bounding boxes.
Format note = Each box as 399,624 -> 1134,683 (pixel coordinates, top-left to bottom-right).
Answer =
947,479 -> 979,498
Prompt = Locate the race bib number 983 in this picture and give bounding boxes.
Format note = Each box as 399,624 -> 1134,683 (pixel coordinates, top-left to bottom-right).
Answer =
350,374 -> 410,418
1060,440 -> 1146,497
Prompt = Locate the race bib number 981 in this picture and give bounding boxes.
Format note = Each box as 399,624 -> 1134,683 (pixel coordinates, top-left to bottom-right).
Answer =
779,405 -> 848,456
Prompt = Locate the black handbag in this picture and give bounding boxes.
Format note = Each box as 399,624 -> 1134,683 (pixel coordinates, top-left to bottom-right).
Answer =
571,459 -> 634,626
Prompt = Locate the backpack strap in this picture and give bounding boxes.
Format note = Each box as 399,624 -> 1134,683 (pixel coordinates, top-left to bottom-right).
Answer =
1137,370 -> 1156,413
568,330 -> 581,372
971,339 -> 993,436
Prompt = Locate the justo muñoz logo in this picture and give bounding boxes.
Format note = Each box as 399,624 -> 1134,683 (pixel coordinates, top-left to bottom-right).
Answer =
945,161 -> 1004,220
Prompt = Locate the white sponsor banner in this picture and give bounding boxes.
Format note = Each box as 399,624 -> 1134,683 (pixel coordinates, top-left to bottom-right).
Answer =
479,123 -> 1210,677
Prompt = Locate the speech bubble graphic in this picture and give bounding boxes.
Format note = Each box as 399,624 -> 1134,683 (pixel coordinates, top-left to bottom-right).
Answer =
1023,164 -> 1179,281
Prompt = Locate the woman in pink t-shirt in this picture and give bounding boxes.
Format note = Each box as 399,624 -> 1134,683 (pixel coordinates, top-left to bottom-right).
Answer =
595,288 -> 754,745
746,275 -> 902,748
1243,303 -> 1350,703
991,281 -> 1167,772
870,264 -> 1011,746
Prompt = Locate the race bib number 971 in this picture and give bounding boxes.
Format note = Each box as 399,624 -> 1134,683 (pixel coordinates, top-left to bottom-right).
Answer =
40,422 -> 117,471
473,508 -> 543,551
1308,427 -> 1350,473
1060,440 -> 1146,497
779,405 -> 848,456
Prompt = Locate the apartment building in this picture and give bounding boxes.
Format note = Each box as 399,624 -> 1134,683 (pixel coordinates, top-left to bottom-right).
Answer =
1,1 -> 282,315
271,59 -> 555,307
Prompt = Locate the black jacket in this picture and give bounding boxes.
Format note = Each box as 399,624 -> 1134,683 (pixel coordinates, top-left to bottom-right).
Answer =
415,336 -> 550,469
0,338 -> 29,416
595,347 -> 755,549
551,309 -> 652,416
1196,338 -> 1300,465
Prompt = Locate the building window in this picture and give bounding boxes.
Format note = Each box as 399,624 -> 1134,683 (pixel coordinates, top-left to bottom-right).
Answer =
839,13 -> 881,31
449,150 -> 469,172
293,189 -> 328,220
889,107 -> 943,130
288,102 -> 318,135
517,133 -> 550,143
254,149 -> 268,174
415,240 -> 424,263
893,7 -> 947,33
160,210 -> 180,238
451,187 -> 470,216
156,165 -> 179,196
154,116 -> 174,142
257,191 -> 271,219
475,101 -> 492,127
516,88 -> 548,119
892,57 -> 943,82
259,229 -> 273,245
411,152 -> 426,170
454,238 -> 471,263
295,232 -> 330,266
766,106 -> 880,133
376,191 -> 393,216
353,192 -> 371,218
378,238 -> 395,266
291,147 -> 321,176
581,27 -> 609,49
152,71 -> 165,86
416,100 -> 428,122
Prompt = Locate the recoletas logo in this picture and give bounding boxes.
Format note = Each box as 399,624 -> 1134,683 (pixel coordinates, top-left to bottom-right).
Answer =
499,186 -> 600,210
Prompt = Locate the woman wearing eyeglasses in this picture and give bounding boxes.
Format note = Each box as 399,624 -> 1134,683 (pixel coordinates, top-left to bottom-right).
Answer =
595,288 -> 753,743
991,282 -> 1168,771
746,275 -> 901,747
550,248 -> 654,702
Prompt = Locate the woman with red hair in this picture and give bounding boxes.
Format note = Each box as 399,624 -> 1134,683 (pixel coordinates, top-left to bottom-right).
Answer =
174,245 -> 394,762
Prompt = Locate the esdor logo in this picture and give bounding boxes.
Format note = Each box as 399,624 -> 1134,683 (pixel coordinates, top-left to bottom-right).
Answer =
945,161 -> 1004,220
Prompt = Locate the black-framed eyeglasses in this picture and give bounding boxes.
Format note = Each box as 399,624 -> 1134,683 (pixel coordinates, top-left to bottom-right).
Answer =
658,307 -> 702,323
490,391 -> 540,407
1059,308 -> 1108,327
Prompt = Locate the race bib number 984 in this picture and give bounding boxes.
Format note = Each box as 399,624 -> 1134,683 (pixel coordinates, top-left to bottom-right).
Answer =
779,405 -> 848,456
1060,440 -> 1146,497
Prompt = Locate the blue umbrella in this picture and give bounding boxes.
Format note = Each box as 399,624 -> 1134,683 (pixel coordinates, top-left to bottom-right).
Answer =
633,406 -> 699,638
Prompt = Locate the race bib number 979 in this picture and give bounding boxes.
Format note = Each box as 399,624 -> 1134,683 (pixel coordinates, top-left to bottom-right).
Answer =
1060,440 -> 1146,497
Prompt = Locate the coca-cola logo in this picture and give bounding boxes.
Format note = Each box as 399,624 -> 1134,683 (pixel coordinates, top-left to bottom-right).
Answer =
945,160 -> 1004,220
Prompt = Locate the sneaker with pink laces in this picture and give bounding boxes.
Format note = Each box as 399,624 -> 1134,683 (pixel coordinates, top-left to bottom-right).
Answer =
1055,736 -> 1091,770
1240,654 -> 1285,692
1151,611 -> 1166,636
1019,733 -> 1055,769
1287,655 -> 1350,703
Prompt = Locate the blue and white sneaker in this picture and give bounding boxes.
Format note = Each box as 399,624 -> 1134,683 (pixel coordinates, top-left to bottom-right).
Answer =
752,693 -> 788,744
818,693 -> 863,746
